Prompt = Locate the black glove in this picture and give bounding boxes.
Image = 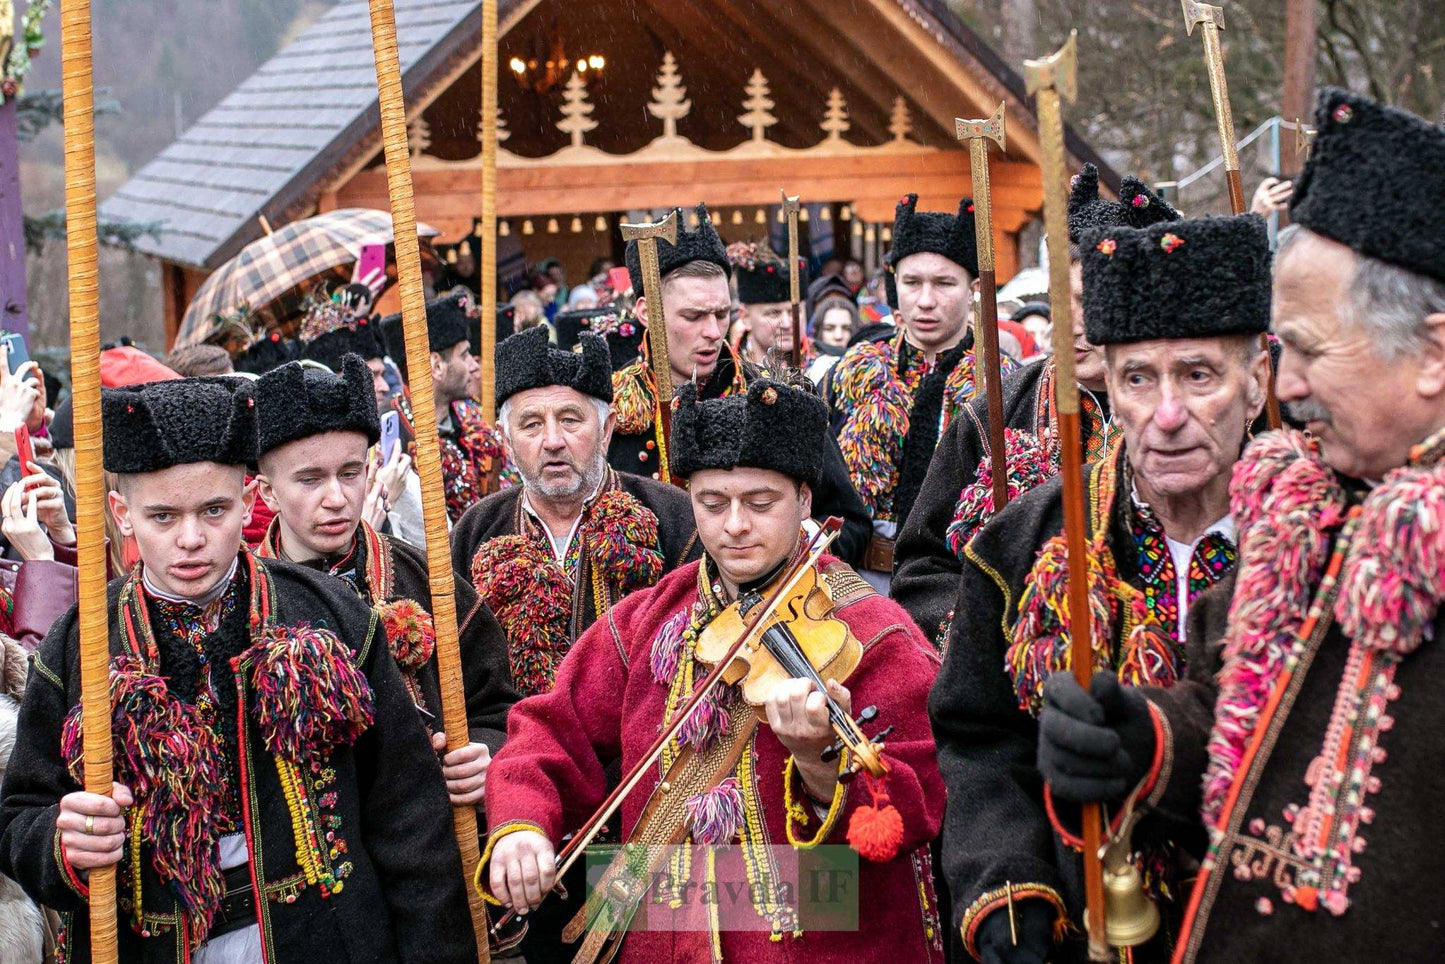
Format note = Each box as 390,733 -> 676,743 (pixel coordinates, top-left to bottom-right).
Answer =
1037,671 -> 1155,803
976,897 -> 1055,964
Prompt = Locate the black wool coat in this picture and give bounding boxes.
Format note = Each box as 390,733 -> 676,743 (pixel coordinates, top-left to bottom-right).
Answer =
366,531 -> 519,751
0,559 -> 476,963
929,457 -> 1186,962
891,356 -> 1058,641
450,468 -> 702,641
606,351 -> 873,567
1146,565 -> 1445,963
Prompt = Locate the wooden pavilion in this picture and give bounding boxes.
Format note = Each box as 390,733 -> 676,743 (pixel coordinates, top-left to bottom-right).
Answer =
100,0 -> 1119,346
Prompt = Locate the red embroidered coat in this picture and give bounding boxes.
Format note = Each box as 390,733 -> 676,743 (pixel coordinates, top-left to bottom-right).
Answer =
485,556 -> 947,962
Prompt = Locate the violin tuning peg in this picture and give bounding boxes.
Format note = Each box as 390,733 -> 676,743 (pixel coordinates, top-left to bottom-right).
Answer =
872,725 -> 894,744
819,740 -> 844,764
856,705 -> 879,725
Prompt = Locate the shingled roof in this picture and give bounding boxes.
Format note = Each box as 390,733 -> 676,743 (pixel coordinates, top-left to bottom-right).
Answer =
102,0 -> 1119,272
100,0 -> 484,270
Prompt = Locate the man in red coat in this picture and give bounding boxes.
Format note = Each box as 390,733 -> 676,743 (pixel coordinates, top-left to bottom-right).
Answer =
483,377 -> 946,961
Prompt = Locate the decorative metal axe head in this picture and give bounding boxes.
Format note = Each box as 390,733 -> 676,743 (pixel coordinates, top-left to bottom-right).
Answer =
1294,117 -> 1317,160
1024,31 -> 1078,103
620,208 -> 679,247
780,191 -> 801,217
1182,0 -> 1226,36
955,101 -> 1007,152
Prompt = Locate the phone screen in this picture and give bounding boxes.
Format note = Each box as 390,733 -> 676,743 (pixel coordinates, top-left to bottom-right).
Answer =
379,411 -> 400,463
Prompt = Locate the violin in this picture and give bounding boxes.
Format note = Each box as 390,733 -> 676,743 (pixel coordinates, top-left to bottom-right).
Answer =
483,517 -> 888,935
693,524 -> 891,779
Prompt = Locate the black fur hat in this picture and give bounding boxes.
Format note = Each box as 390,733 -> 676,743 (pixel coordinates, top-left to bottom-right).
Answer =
495,325 -> 613,407
379,288 -> 475,380
624,203 -> 731,295
1291,87 -> 1445,284
1079,214 -> 1272,345
103,376 -> 257,473
234,331 -> 297,376
730,241 -> 794,305
553,306 -> 619,351
1068,163 -> 1181,244
470,305 -> 517,357
301,321 -> 383,371
251,355 -> 380,460
670,378 -> 828,486
884,194 -> 977,308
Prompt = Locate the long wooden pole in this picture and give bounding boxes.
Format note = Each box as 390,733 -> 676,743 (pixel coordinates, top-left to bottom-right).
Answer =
782,191 -> 803,369
1025,32 -> 1108,961
1183,0 -> 1282,431
60,0 -> 118,958
957,104 -> 1010,513
479,0 -> 497,420
363,2 -> 490,959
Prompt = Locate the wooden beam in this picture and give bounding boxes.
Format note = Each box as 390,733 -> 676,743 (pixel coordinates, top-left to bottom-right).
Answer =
1281,0 -> 1316,177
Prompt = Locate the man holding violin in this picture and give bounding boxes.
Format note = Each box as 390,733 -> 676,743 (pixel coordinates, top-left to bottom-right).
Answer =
483,377 -> 947,962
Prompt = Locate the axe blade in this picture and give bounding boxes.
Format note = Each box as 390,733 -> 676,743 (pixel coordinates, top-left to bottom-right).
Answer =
620,208 -> 679,247
781,190 -> 801,216
1182,0 -> 1225,36
1023,31 -> 1078,104
954,101 -> 1007,152
1294,117 -> 1317,160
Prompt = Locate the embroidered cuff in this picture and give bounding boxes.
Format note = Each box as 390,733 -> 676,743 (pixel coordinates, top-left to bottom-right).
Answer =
477,820 -> 551,905
959,883 -> 1067,961
54,827 -> 89,900
783,752 -> 848,849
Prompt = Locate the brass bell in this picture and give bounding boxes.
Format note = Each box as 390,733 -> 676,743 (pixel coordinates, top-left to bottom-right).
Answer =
1099,806 -> 1160,948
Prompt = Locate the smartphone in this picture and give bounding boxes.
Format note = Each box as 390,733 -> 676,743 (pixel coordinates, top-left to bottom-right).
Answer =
607,266 -> 632,296
357,242 -> 388,284
13,425 -> 34,475
0,332 -> 29,378
379,410 -> 400,464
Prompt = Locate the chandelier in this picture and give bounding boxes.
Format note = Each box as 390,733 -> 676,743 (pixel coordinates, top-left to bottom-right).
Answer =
507,21 -> 605,95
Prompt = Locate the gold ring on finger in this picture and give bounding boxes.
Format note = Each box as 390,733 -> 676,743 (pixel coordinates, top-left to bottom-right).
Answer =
84,815 -> 95,835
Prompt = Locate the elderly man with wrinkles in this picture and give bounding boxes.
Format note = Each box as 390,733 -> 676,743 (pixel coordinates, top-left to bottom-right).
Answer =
931,211 -> 1273,963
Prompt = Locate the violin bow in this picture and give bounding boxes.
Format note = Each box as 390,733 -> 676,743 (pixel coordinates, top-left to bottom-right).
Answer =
484,519 -> 843,933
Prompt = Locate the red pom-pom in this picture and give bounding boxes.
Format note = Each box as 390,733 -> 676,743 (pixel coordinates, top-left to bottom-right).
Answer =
846,773 -> 904,862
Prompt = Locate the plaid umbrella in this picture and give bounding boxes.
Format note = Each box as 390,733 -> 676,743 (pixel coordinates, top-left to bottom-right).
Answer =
176,208 -> 439,347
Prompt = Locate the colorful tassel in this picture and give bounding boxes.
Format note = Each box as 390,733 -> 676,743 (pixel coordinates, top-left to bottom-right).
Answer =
847,773 -> 904,862
686,777 -> 744,846
245,624 -> 376,765
947,428 -> 1058,556
378,598 -> 436,671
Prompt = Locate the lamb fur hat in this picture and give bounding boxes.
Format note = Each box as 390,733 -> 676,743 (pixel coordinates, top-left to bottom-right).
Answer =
624,203 -> 731,296
379,288 -> 475,380
1079,214 -> 1271,345
251,354 -> 380,460
1290,87 -> 1445,284
729,241 -> 794,306
234,331 -> 297,376
470,305 -> 518,358
494,325 -> 613,407
884,194 -> 977,308
301,321 -> 383,371
103,376 -> 257,474
669,378 -> 828,486
1068,163 -> 1181,244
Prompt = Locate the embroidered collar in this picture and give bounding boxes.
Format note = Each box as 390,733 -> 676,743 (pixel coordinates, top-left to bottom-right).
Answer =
520,471 -> 608,566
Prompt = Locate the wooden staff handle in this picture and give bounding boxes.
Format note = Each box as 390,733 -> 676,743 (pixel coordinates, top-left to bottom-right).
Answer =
60,0 -> 118,957
363,1 -> 490,958
975,268 -> 1009,512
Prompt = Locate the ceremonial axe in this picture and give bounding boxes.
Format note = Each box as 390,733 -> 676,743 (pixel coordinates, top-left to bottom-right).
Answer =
621,210 -> 682,485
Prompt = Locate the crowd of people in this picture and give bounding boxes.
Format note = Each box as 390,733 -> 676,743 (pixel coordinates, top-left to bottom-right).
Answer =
0,85 -> 1436,964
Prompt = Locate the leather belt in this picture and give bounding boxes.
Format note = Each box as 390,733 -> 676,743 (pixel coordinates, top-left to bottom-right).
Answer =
206,865 -> 257,942
863,534 -> 895,574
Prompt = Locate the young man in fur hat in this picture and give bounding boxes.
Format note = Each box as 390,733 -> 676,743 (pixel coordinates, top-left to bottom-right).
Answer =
730,241 -> 803,369
1037,88 -> 1445,963
484,378 -> 947,962
451,325 -> 700,700
380,287 -> 513,524
0,377 -> 475,962
932,213 -> 1273,963
893,167 -> 1176,644
249,354 -> 518,806
824,194 -> 1016,586
608,203 -> 872,566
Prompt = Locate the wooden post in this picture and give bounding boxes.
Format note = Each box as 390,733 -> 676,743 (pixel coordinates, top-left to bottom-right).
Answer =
1280,0 -> 1316,178
59,0 -> 118,958
363,1 -> 491,958
479,0 -> 498,419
